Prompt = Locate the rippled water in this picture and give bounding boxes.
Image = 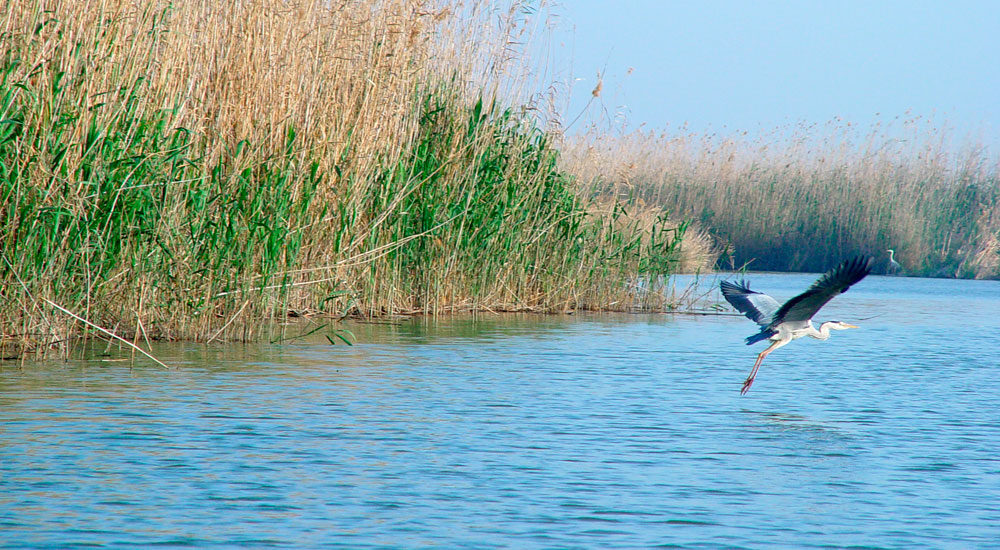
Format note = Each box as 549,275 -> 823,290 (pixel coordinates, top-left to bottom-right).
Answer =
2,275 -> 1000,548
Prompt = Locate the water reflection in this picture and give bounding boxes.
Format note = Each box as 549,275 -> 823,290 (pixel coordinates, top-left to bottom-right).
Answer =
2,276 -> 1000,548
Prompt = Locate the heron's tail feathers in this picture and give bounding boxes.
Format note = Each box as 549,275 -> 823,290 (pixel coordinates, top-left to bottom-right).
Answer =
745,329 -> 774,346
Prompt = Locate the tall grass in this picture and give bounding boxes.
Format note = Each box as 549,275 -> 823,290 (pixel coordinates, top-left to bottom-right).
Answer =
1,0 -> 690,357
561,120 -> 1000,278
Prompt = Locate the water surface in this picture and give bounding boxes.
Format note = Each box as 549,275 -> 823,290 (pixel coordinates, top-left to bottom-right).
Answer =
2,275 -> 999,548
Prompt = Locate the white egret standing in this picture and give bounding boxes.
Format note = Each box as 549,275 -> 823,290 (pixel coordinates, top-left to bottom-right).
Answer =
720,256 -> 873,395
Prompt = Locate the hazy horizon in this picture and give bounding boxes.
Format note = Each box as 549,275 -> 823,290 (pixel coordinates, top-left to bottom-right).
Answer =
548,1 -> 1000,148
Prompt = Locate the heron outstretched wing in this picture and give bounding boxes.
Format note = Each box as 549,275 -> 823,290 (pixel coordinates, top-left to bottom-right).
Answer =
720,280 -> 781,326
770,256 -> 873,326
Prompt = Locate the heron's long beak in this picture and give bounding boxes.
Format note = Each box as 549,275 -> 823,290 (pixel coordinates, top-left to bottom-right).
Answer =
843,324 -> 859,329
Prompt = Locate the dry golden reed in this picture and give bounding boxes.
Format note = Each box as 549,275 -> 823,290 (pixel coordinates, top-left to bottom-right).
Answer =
561,117 -> 1000,279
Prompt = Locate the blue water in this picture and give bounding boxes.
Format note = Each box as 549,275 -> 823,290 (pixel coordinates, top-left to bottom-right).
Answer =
2,275 -> 999,548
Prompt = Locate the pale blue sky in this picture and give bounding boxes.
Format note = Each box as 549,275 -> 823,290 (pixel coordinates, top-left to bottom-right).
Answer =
549,1 -> 1000,144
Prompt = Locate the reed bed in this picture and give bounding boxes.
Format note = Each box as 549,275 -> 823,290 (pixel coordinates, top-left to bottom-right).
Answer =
1,0 -> 691,358
561,119 -> 1000,278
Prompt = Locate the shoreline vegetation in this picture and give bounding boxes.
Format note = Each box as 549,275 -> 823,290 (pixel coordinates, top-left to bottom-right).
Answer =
2,0 -> 693,358
2,1 -> 997,360
561,122 -> 999,279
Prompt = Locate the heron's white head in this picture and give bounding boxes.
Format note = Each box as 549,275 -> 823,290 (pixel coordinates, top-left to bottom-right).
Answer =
824,320 -> 859,330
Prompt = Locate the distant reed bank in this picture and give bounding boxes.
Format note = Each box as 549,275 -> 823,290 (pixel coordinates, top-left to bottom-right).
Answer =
562,122 -> 1000,279
1,1 -> 694,357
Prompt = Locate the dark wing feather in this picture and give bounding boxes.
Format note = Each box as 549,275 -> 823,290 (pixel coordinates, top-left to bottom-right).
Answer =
770,256 -> 873,326
720,280 -> 782,326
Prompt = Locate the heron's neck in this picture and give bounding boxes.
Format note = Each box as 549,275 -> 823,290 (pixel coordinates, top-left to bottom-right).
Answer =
888,250 -> 895,261
809,322 -> 834,340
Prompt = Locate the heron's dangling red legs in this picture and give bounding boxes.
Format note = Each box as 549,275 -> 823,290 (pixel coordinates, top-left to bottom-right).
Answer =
741,340 -> 782,395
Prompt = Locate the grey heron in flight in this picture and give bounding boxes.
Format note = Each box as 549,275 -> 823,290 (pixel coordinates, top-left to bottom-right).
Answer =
721,256 -> 873,395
